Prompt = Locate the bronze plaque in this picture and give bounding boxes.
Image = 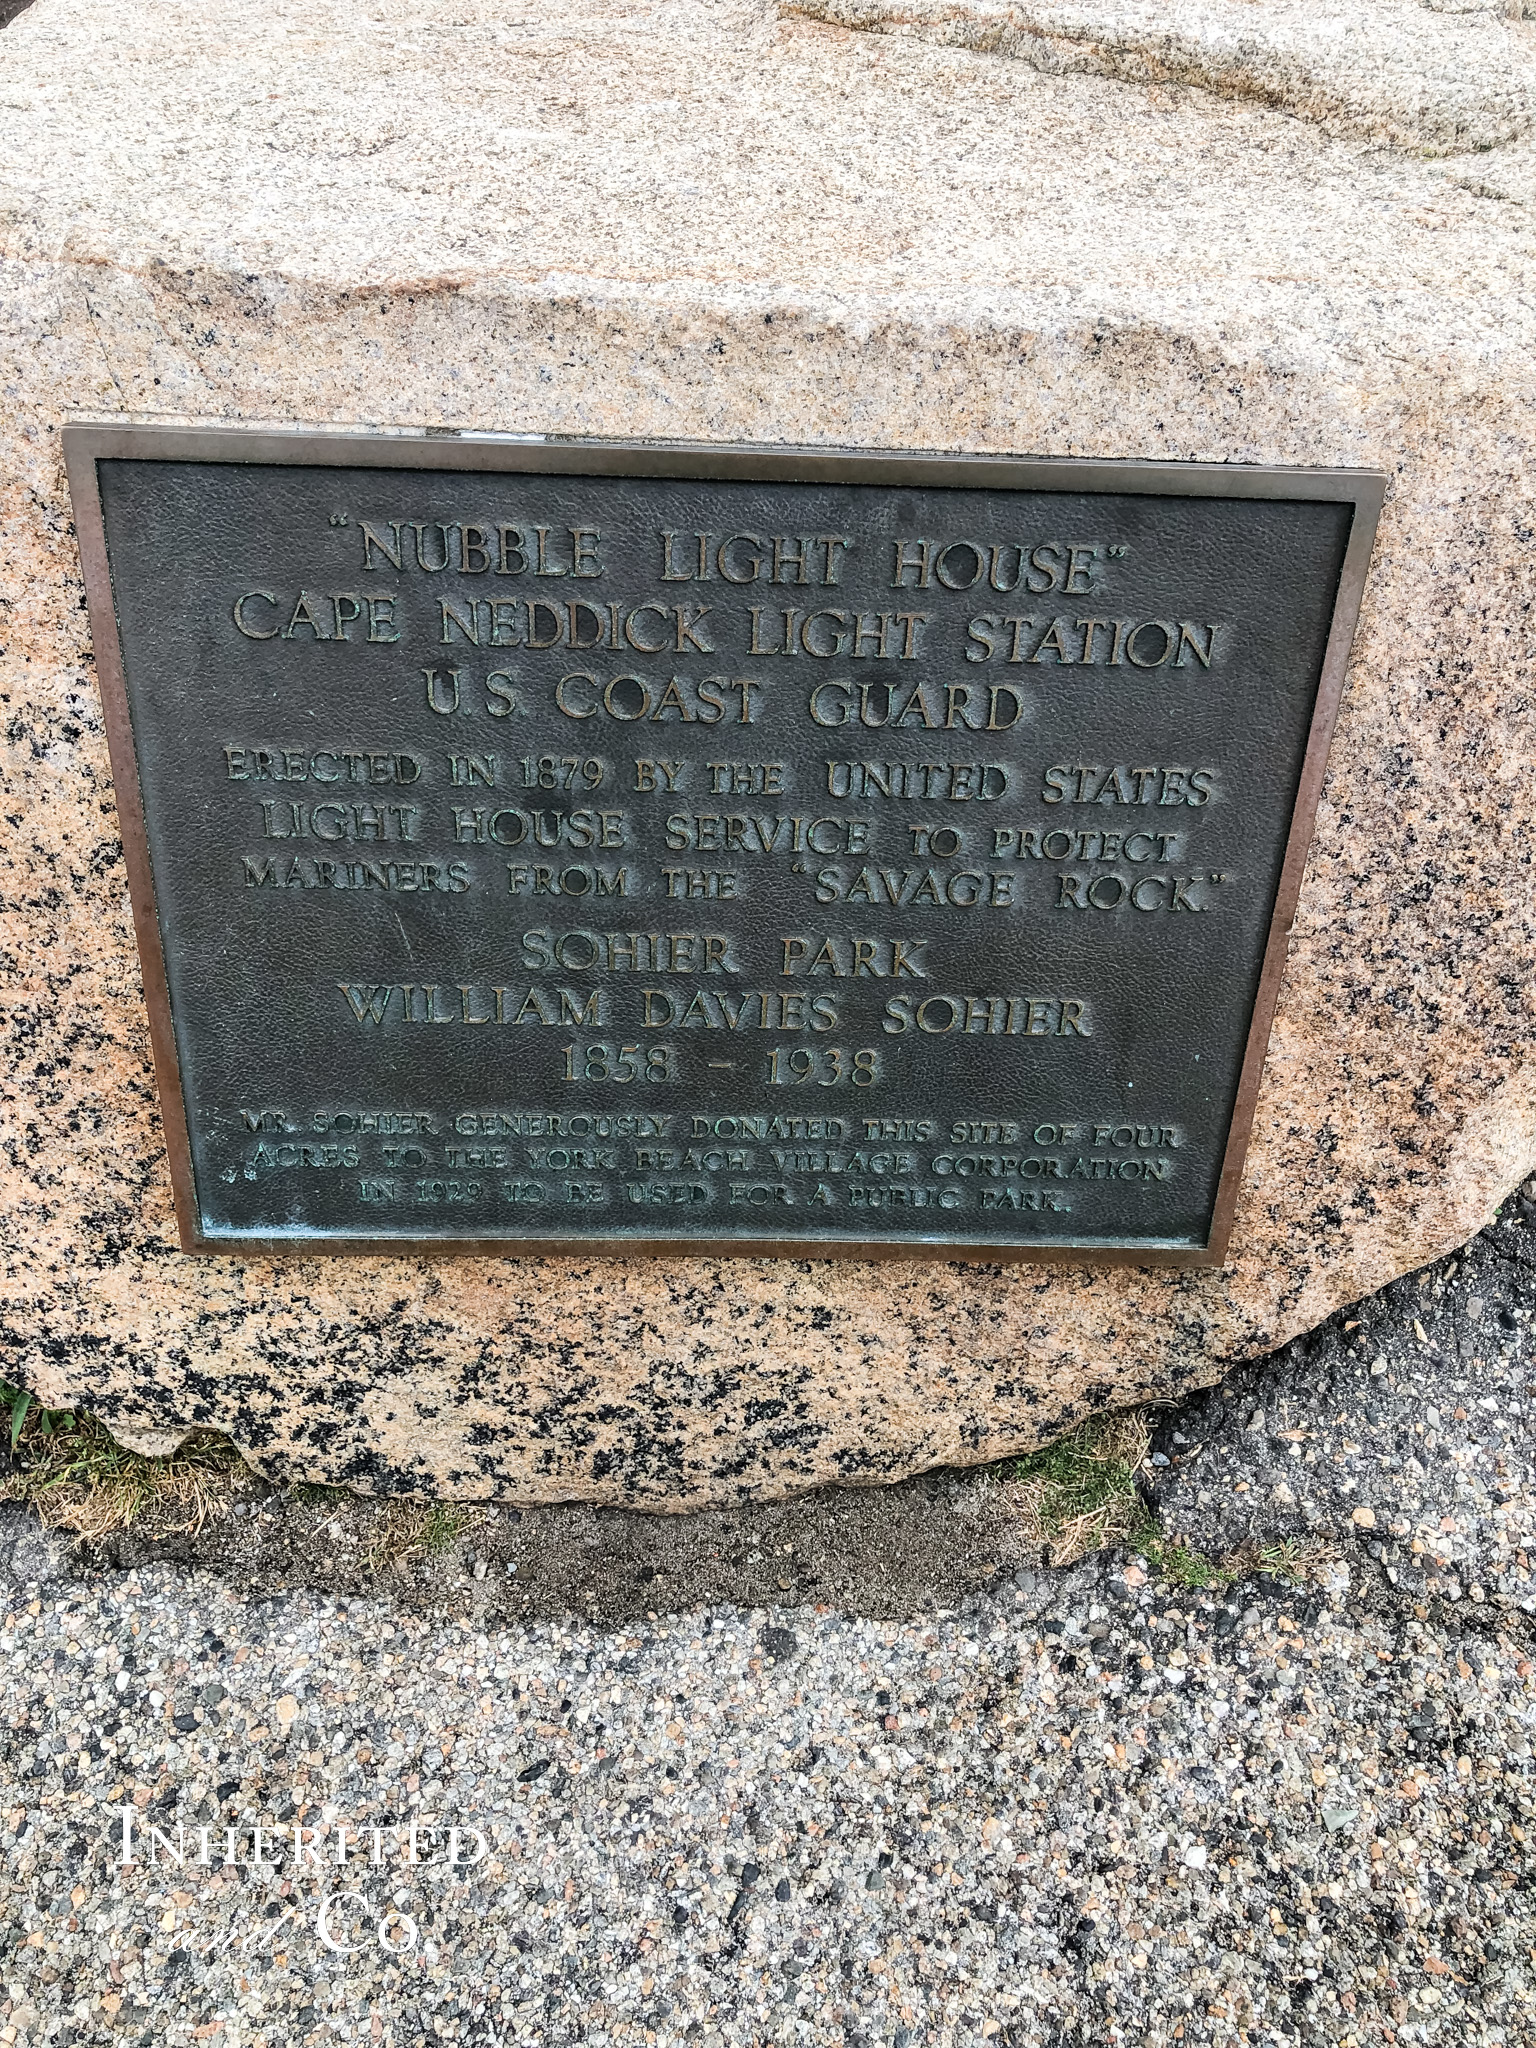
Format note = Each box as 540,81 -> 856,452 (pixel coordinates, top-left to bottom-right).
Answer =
64,427 -> 1382,1262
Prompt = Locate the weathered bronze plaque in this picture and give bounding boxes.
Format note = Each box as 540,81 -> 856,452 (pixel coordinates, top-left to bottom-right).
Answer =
65,427 -> 1382,1262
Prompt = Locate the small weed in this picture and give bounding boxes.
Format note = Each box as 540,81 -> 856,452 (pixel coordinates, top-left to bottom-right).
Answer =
1253,1536 -> 1340,1586
422,1504 -> 466,1554
1002,1408 -> 1240,1584
0,1380 -> 73,1453
1129,1528 -> 1340,1595
292,1481 -> 351,1506
1138,1531 -> 1232,1590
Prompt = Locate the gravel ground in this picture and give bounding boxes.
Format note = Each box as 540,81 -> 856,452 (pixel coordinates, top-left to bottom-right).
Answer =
2,1199 -> 1535,2046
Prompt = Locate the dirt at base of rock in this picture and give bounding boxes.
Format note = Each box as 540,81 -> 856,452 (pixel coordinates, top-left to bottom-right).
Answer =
36,1195 -> 1535,1633
69,1465 -> 1036,1631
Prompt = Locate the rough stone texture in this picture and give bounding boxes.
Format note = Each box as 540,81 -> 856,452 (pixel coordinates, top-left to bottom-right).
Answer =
2,0 -> 1535,1503
786,0 -> 1536,153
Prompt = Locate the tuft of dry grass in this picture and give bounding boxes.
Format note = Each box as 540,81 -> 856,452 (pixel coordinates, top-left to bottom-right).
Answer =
1003,1408 -> 1153,1566
1,1387 -> 252,1538
359,1500 -> 469,1579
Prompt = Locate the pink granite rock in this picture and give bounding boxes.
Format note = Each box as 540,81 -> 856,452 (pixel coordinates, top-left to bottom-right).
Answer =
0,0 -> 1532,1502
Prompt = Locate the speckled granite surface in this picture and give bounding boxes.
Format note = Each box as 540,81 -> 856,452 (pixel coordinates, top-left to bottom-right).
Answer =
0,0 -> 1533,1502
786,0 -> 1536,153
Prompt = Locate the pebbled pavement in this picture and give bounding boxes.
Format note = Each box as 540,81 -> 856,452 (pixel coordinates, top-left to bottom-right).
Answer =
2,1200 -> 1536,2045
1147,1196 -> 1536,1614
2,1539 -> 1534,2046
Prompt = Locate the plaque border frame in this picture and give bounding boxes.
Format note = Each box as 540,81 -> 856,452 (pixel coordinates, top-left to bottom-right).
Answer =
63,421 -> 1386,1267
